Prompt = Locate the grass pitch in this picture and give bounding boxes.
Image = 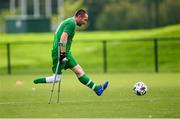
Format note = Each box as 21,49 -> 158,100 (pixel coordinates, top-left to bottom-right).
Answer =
0,73 -> 180,118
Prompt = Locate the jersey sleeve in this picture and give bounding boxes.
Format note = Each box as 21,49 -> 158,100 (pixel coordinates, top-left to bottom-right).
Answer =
63,21 -> 76,36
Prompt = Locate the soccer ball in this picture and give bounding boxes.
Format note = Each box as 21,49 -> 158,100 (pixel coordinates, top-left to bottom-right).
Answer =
133,82 -> 147,96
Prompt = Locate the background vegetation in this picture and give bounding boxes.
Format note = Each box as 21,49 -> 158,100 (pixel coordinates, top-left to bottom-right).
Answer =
0,0 -> 180,31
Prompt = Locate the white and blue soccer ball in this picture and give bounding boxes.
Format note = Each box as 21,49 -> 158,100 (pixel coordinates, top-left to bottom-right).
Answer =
133,82 -> 147,96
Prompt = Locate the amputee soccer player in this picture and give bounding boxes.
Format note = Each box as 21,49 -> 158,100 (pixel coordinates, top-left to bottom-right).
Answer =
33,9 -> 109,96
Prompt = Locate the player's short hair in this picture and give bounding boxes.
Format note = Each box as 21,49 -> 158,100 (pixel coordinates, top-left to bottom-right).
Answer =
75,9 -> 87,17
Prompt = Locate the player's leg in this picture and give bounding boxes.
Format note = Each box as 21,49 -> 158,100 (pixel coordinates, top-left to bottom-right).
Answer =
71,65 -> 109,96
71,65 -> 99,91
65,52 -> 108,96
64,53 -> 99,91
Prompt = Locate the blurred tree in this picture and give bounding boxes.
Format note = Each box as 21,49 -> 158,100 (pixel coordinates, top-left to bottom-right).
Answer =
0,0 -> 9,11
95,0 -> 149,30
85,0 -> 109,30
160,0 -> 180,26
87,0 -> 180,30
64,0 -> 84,18
144,0 -> 155,28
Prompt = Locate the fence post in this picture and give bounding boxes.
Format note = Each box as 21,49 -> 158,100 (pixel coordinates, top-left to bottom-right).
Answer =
154,38 -> 159,72
7,43 -> 11,74
102,40 -> 107,73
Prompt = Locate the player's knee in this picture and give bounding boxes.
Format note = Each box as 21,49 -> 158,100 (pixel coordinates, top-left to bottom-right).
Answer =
73,65 -> 85,77
76,69 -> 84,77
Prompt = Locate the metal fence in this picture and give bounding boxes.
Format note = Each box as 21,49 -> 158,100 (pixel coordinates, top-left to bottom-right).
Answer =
0,37 -> 180,75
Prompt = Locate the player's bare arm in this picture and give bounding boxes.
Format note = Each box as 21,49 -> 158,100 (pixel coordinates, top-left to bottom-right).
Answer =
60,32 -> 68,62
60,32 -> 68,53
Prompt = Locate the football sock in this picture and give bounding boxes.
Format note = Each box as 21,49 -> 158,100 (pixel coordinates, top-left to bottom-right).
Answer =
33,75 -> 61,84
45,75 -> 61,83
78,74 -> 99,92
33,77 -> 46,84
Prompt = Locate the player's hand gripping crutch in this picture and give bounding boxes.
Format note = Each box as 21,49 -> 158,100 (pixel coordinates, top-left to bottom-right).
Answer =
48,42 -> 67,104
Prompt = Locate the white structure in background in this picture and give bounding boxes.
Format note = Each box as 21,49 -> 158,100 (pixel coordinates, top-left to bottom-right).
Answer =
33,0 -> 40,18
9,0 -> 64,19
8,0 -> 64,32
45,0 -> 52,17
9,0 -> 15,14
20,0 -> 27,17
58,0 -> 64,20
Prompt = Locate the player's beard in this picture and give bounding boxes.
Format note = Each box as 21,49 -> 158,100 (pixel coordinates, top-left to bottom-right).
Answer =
77,23 -> 82,26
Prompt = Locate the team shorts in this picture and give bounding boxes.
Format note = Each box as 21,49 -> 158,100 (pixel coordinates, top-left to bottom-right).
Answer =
51,51 -> 77,74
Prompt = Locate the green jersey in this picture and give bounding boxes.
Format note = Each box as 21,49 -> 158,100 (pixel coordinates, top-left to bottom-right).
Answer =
52,17 -> 76,54
51,17 -> 77,74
